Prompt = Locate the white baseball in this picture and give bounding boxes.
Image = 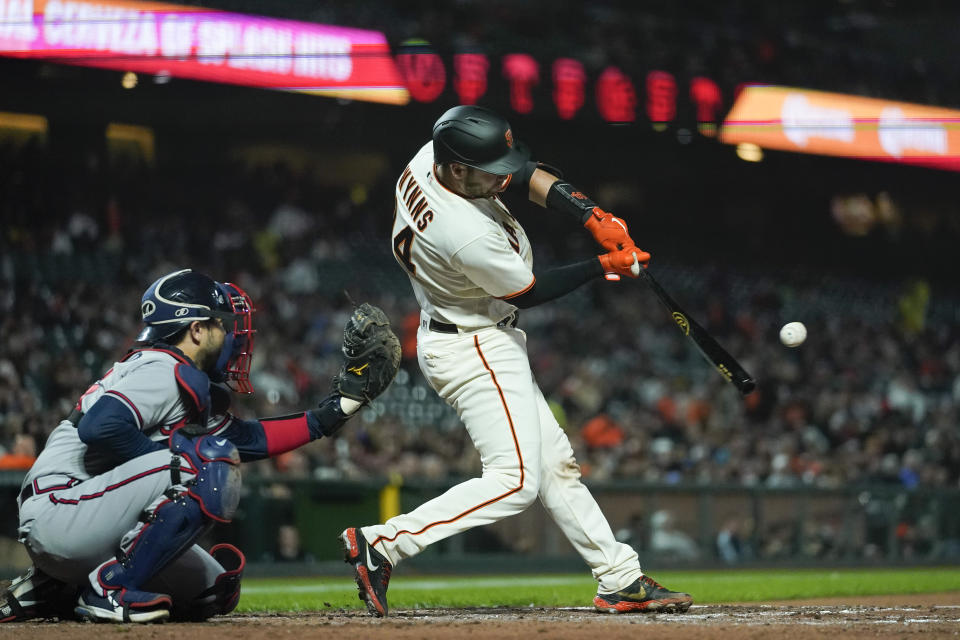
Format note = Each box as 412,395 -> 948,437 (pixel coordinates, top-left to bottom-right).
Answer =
779,322 -> 807,347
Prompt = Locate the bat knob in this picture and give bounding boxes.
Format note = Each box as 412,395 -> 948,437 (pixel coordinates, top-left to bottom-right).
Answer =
630,253 -> 640,277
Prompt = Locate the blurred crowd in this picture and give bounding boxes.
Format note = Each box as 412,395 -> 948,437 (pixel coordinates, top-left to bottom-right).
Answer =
2,138 -> 959,500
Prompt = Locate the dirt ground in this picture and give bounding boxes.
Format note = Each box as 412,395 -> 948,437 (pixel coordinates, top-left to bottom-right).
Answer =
3,592 -> 959,639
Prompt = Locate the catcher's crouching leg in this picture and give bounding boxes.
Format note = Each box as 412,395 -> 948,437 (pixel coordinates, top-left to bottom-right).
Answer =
170,544 -> 245,621
76,433 -> 241,623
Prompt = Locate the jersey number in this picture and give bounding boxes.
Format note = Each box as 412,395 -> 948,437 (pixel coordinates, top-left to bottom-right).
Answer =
393,225 -> 417,275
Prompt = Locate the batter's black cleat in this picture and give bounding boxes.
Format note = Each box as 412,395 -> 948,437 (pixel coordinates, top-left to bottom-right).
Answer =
340,527 -> 392,617
0,566 -> 70,622
594,575 -> 693,613
75,586 -> 171,623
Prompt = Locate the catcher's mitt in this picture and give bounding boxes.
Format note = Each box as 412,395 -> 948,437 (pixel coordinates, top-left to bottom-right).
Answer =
333,303 -> 401,404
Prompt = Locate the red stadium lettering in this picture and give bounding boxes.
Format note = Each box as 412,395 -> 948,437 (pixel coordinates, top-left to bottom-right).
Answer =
396,42 -> 446,103
454,53 -> 489,105
646,70 -> 677,130
502,53 -> 539,114
596,66 -> 636,123
690,76 -> 722,136
552,58 -> 586,120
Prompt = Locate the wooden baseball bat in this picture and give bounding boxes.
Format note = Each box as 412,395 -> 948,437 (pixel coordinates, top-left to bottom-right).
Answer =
638,269 -> 756,395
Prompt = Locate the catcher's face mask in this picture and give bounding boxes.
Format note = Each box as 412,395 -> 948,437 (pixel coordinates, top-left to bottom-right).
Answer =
210,282 -> 256,394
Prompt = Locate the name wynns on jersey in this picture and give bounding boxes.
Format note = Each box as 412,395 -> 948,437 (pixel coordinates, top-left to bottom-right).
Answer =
398,166 -> 435,231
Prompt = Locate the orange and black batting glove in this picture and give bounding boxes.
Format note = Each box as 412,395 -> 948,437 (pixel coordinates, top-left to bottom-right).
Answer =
584,207 -> 637,252
598,246 -> 651,281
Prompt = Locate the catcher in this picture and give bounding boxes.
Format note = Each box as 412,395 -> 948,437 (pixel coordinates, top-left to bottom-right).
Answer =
1,268 -> 400,623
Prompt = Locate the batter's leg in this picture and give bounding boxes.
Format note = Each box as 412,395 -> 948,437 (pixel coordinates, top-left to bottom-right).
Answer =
531,383 -> 642,593
360,328 -> 543,565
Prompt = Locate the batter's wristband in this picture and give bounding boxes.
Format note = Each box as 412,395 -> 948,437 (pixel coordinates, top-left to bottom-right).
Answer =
545,181 -> 598,224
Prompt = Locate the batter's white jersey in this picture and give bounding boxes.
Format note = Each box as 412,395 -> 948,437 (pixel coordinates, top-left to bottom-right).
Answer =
391,142 -> 534,329
363,141 -> 643,595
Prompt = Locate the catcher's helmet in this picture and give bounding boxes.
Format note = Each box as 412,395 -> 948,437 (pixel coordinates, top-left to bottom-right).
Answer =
137,268 -> 256,393
138,269 -> 235,341
432,105 -> 530,175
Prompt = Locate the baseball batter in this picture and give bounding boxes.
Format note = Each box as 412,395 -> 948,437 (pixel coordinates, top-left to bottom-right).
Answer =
342,105 -> 692,616
2,269 -> 400,623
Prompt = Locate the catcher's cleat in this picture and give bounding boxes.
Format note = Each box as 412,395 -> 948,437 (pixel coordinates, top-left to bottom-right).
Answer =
341,527 -> 392,617
1,566 -> 70,623
594,575 -> 693,614
75,587 -> 171,623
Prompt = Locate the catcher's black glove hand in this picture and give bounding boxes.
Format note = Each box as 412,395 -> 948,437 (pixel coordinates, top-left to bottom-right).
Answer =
333,302 -> 401,404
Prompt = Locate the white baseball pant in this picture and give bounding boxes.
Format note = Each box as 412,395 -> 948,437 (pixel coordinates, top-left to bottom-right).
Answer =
360,323 -> 642,593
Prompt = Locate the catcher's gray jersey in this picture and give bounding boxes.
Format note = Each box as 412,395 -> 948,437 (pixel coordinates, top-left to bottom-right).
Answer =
23,348 -> 231,493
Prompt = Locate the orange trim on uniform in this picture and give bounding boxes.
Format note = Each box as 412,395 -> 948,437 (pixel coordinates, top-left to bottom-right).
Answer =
370,335 -> 525,549
498,276 -> 536,300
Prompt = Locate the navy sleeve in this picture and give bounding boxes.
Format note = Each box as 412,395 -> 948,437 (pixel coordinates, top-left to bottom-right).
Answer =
219,417 -> 269,462
77,395 -> 166,461
221,407 -> 333,462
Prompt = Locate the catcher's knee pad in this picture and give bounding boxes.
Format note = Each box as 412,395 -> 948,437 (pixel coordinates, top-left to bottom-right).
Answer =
171,544 -> 245,621
99,494 -> 208,592
171,430 -> 242,522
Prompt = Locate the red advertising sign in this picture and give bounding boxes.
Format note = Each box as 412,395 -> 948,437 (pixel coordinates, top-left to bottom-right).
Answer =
0,0 -> 409,104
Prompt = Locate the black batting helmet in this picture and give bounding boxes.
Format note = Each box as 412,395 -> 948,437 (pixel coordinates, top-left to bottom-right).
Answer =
432,105 -> 531,175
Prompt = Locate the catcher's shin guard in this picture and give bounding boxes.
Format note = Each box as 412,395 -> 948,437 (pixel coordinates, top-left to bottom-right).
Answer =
77,494 -> 209,623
